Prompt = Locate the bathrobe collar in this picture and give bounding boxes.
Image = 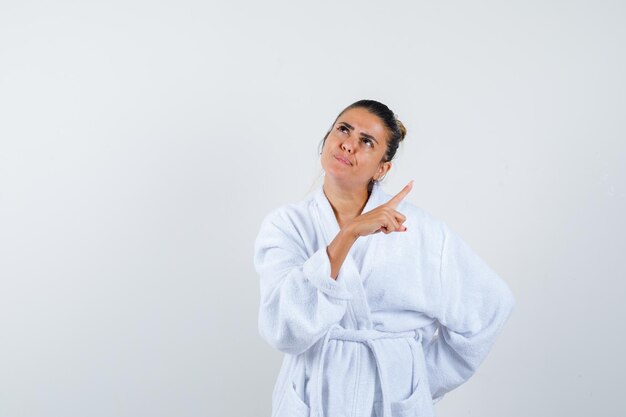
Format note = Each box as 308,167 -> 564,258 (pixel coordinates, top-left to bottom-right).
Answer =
313,180 -> 386,244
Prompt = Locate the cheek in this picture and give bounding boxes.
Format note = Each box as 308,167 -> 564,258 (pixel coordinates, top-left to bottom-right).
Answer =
324,137 -> 340,152
326,133 -> 339,144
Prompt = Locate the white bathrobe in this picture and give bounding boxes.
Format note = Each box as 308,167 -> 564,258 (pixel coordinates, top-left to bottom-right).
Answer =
253,181 -> 515,417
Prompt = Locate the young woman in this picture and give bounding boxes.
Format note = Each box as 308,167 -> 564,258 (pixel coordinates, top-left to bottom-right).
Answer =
253,99 -> 515,417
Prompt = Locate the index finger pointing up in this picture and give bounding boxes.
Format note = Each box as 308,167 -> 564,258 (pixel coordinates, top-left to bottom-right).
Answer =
386,180 -> 414,209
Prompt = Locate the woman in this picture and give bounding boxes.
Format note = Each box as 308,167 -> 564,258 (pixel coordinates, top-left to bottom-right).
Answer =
253,99 -> 515,417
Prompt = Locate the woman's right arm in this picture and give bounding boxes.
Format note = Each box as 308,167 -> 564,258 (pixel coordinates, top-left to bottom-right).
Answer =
327,227 -> 359,279
254,209 -> 354,356
254,183 -> 412,356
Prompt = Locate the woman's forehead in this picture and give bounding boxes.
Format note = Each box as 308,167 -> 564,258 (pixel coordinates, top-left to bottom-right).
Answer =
337,107 -> 388,142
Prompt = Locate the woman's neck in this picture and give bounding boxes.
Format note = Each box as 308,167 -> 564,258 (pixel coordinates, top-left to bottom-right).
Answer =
322,179 -> 370,228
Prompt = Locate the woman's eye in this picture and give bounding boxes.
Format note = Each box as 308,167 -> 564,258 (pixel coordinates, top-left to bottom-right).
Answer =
336,126 -> 372,148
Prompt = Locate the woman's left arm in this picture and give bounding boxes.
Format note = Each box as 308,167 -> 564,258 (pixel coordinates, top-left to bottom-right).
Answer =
423,221 -> 516,403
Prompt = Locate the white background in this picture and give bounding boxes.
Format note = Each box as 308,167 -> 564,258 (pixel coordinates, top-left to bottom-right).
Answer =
1,1 -> 624,416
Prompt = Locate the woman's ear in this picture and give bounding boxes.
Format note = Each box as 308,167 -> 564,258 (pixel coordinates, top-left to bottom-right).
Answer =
381,161 -> 391,176
376,162 -> 392,180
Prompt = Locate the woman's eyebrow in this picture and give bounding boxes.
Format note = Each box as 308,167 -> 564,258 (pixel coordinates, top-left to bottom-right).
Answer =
338,121 -> 379,144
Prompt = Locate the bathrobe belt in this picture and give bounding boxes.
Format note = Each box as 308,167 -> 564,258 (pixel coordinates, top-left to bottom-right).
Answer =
316,324 -> 424,417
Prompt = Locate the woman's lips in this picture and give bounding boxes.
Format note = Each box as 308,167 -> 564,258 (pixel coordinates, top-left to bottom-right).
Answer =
334,155 -> 352,165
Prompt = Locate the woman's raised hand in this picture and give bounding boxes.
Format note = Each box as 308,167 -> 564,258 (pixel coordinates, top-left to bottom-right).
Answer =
346,180 -> 414,238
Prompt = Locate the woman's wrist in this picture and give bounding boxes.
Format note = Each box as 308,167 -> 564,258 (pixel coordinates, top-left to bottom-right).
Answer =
327,226 -> 358,279
340,222 -> 360,241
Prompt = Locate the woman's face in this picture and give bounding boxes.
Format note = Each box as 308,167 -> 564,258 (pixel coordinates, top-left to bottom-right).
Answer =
321,107 -> 391,189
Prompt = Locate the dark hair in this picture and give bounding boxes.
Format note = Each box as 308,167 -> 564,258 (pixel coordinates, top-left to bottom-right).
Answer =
318,99 -> 407,191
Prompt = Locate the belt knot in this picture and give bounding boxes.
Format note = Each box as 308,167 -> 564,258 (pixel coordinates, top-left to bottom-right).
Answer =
315,325 -> 423,417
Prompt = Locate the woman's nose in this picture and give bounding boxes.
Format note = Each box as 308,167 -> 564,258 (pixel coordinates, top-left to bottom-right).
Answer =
341,140 -> 354,153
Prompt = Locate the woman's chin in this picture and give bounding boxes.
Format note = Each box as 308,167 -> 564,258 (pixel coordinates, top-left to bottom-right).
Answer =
323,168 -> 348,180
324,172 -> 363,187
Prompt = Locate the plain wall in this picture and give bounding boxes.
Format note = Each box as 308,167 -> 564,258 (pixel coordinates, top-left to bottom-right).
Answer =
1,1 -> 624,416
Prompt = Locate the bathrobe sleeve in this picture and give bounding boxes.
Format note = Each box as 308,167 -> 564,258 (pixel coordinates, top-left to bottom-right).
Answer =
424,221 -> 516,403
254,208 -> 353,356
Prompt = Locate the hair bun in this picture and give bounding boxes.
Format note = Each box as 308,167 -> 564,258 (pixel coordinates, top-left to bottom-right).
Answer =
395,116 -> 407,142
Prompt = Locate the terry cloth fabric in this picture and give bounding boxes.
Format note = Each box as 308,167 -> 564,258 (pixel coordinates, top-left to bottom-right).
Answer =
254,181 -> 516,417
